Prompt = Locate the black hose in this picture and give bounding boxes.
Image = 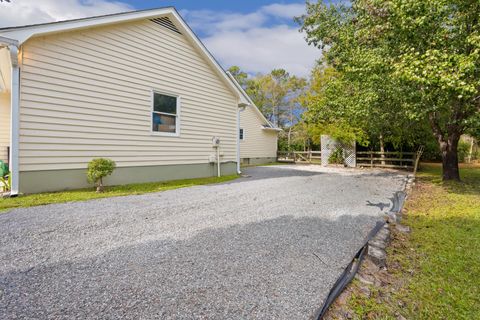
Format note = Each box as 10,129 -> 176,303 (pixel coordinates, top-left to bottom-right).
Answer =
314,221 -> 385,319
314,190 -> 407,319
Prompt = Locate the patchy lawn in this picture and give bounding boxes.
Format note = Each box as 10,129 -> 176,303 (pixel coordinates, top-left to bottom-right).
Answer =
328,162 -> 480,319
0,175 -> 239,213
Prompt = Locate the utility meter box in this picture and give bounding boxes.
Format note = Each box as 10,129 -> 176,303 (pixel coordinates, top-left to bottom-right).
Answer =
212,136 -> 220,147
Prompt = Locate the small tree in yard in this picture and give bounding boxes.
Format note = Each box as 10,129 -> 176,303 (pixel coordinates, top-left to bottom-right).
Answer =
87,158 -> 116,193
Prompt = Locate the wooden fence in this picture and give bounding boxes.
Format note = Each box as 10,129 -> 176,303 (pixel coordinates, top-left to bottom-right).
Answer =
357,147 -> 424,173
277,151 -> 322,164
278,147 -> 424,173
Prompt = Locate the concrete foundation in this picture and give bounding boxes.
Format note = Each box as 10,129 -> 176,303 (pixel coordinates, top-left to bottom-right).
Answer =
19,162 -> 238,194
240,157 -> 276,166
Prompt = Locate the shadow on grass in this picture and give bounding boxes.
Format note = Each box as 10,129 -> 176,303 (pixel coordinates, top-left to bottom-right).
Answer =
417,163 -> 480,196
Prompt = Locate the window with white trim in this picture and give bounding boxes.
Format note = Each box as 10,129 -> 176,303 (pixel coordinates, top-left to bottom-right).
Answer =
239,128 -> 244,140
152,92 -> 178,134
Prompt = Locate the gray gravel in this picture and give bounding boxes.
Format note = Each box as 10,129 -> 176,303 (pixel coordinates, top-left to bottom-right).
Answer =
0,165 -> 407,319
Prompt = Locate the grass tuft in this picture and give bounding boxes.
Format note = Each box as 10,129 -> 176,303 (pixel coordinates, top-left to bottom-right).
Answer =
334,162 -> 480,319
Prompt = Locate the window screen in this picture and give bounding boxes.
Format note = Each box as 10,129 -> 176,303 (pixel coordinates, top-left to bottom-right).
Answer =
152,93 -> 178,134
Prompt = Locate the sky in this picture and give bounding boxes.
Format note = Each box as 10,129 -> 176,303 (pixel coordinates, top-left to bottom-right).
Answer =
0,0 -> 322,77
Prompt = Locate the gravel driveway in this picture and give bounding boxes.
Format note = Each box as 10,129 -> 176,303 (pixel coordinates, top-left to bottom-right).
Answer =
0,165 -> 407,319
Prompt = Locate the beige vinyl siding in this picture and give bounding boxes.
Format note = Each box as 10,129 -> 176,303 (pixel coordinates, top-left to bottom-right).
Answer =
0,93 -> 10,163
18,18 -> 239,172
240,106 -> 278,158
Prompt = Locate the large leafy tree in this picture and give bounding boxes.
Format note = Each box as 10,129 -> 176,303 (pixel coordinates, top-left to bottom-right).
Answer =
298,0 -> 480,180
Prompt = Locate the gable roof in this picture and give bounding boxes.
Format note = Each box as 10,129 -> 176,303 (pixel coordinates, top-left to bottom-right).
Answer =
226,72 -> 282,132
0,7 -> 250,106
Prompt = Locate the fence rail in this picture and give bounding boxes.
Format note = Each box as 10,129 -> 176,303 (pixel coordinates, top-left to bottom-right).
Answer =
277,147 -> 424,173
357,148 -> 424,173
277,151 -> 321,164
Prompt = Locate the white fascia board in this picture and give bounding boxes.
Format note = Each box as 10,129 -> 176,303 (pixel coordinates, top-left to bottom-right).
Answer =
262,127 -> 283,132
226,71 -> 254,107
0,8 -> 247,105
226,71 -> 280,130
168,16 -> 250,106
0,8 -> 174,44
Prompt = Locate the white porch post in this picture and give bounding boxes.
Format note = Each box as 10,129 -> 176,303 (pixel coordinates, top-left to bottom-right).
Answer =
9,45 -> 19,195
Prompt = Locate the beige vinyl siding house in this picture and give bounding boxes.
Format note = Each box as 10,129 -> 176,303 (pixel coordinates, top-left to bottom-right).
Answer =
0,8 -> 250,194
239,106 -> 279,165
227,73 -> 280,165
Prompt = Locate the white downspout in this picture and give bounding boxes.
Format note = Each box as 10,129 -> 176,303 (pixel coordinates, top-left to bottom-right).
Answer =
8,45 -> 20,195
236,106 -> 241,174
236,105 -> 247,174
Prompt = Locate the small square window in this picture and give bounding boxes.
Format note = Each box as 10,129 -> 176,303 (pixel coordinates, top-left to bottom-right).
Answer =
239,128 -> 244,140
152,92 -> 178,134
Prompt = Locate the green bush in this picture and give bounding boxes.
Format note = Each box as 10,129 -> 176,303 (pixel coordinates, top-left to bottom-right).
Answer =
87,158 -> 116,193
458,141 -> 471,163
328,148 -> 344,165
0,161 -> 10,192
0,161 -> 8,178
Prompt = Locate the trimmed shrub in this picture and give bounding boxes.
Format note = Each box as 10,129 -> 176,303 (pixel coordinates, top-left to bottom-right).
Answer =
87,158 -> 116,193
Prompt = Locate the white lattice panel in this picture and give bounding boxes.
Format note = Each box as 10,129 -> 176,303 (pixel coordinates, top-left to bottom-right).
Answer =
321,135 -> 356,167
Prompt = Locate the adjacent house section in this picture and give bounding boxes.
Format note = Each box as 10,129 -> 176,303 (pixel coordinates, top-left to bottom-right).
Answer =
227,72 -> 281,166
239,105 -> 280,165
0,8 -> 250,194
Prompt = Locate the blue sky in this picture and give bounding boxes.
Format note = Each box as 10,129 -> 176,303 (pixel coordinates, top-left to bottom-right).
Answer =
131,1 -> 304,16
0,0 -> 322,76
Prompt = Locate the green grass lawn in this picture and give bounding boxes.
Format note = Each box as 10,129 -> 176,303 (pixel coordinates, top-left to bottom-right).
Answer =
0,175 -> 239,213
342,162 -> 480,319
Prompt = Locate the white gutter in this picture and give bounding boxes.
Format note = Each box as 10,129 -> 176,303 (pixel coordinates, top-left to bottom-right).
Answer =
1,37 -> 20,195
262,126 -> 283,132
0,36 -> 18,47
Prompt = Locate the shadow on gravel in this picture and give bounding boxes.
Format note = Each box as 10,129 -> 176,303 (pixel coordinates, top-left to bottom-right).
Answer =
231,166 -> 326,183
0,214 -> 381,320
230,166 -> 408,186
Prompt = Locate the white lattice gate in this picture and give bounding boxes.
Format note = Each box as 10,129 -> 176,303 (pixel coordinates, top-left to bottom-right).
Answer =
321,135 -> 356,167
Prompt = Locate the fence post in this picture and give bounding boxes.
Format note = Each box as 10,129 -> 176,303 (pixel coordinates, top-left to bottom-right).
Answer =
413,146 -> 424,175
370,152 -> 373,167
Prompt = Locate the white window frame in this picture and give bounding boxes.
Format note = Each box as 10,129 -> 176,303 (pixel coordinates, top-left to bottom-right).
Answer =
151,89 -> 181,137
239,128 -> 244,141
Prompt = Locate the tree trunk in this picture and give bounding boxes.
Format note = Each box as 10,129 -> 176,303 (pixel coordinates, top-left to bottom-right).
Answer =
96,177 -> 104,193
287,127 -> 292,150
379,134 -> 385,165
467,137 -> 474,163
428,112 -> 461,181
440,137 -> 461,181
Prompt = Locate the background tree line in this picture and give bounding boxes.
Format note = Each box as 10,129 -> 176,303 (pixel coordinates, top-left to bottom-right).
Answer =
228,66 -> 312,151
231,0 -> 480,181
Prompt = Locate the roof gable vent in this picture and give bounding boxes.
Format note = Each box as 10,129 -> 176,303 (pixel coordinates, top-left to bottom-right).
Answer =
150,17 -> 182,34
